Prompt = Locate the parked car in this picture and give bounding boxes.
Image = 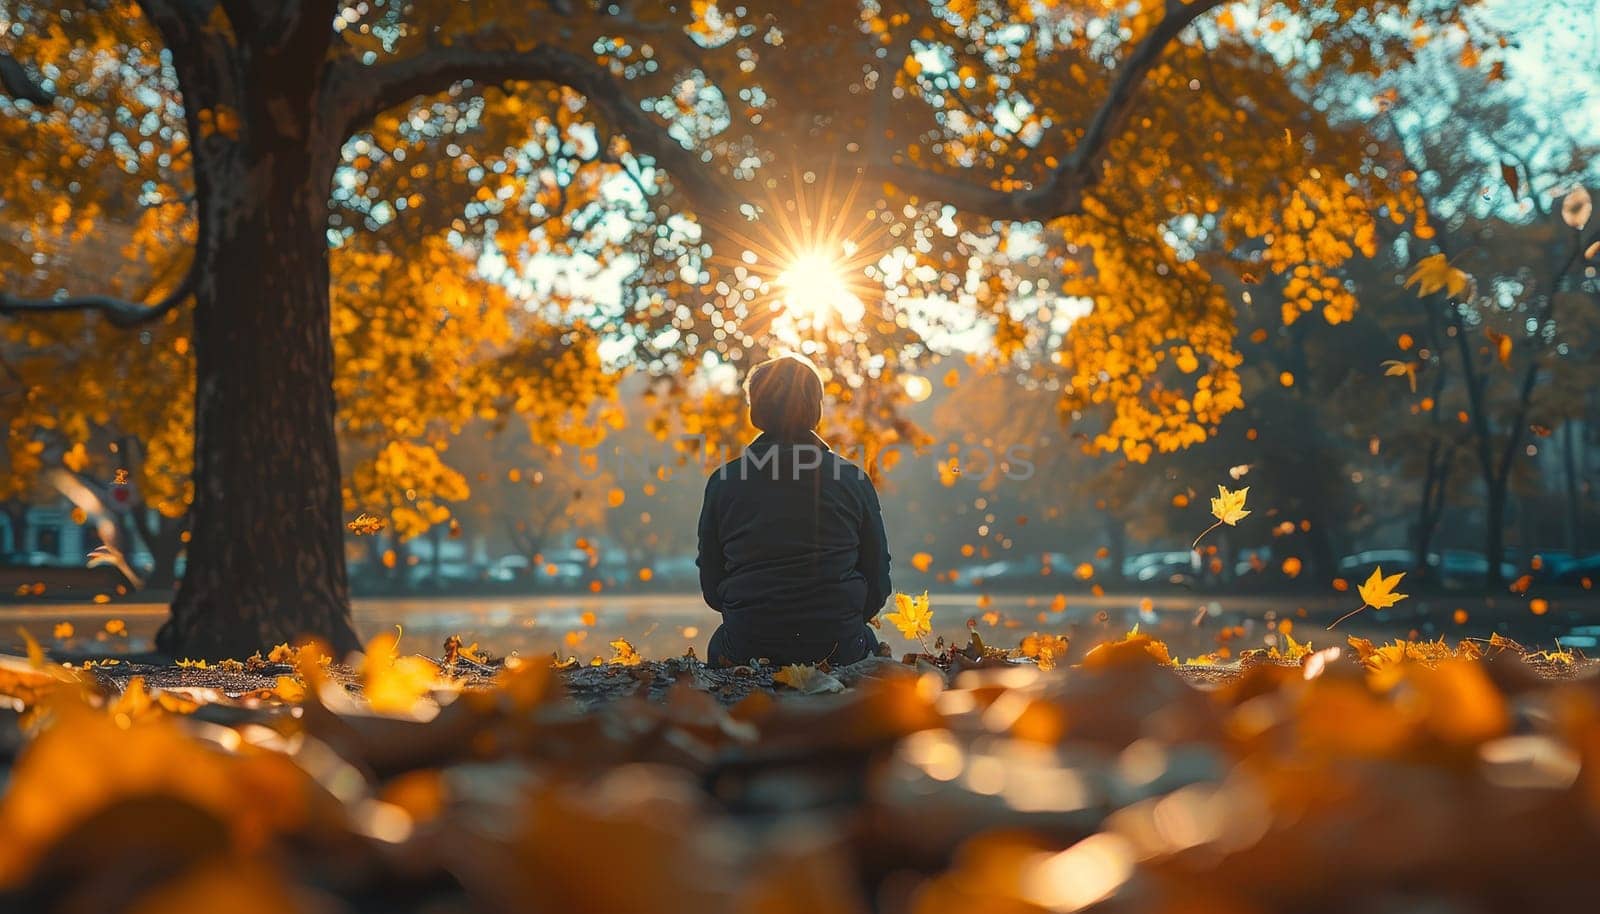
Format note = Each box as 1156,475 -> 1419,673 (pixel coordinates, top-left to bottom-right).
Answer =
1121,551 -> 1199,584
1433,550 -> 1517,586
1338,549 -> 1426,582
648,554 -> 700,585
1553,554 -> 1600,587
487,554 -> 532,582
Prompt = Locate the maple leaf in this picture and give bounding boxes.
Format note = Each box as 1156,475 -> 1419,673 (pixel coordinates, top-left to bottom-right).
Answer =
1329,567 -> 1409,629
1359,567 -> 1408,610
1210,485 -> 1251,525
772,663 -> 845,694
1193,485 -> 1251,553
883,591 -> 933,641
1405,253 -> 1472,299
1382,359 -> 1418,393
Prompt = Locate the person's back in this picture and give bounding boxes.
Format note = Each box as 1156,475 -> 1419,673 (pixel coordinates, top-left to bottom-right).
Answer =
697,356 -> 891,666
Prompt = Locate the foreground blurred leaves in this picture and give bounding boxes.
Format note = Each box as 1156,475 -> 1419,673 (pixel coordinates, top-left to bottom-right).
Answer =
1,628 -> 1599,912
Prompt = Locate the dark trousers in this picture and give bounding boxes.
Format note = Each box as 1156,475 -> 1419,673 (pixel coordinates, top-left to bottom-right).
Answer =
706,623 -> 880,668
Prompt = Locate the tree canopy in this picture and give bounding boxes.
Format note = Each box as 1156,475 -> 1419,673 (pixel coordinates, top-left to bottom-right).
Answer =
0,0 -> 1516,652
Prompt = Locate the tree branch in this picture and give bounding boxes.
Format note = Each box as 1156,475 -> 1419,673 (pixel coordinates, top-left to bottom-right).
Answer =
0,265 -> 196,328
0,52 -> 52,105
327,0 -> 1221,224
874,0 -> 1226,219
324,43 -> 739,220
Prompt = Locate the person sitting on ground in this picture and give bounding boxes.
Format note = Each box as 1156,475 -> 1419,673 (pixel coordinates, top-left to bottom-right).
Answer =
697,354 -> 892,667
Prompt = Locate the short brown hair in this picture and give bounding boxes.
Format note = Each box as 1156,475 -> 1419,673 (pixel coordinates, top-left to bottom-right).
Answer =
744,355 -> 823,439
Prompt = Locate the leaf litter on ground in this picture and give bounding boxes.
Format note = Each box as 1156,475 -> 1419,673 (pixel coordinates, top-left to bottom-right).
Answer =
0,614 -> 1598,912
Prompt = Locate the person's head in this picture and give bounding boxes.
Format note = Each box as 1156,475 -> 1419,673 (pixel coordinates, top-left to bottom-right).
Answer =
744,354 -> 823,440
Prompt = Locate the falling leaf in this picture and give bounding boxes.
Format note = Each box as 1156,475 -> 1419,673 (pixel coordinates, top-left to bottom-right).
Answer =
1382,360 -> 1418,393
52,622 -> 73,640
1330,567 -> 1408,629
772,664 -> 845,694
1405,253 -> 1471,299
911,552 -> 933,573
346,513 -> 386,535
1210,485 -> 1250,526
1530,598 -> 1550,616
883,591 -> 933,640
1561,186 -> 1592,230
1358,567 -> 1408,610
1485,329 -> 1512,367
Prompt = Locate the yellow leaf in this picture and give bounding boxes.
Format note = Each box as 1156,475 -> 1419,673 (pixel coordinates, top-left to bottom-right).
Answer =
16,627 -> 43,669
883,591 -> 933,640
609,637 -> 643,666
361,627 -> 438,714
1404,253 -> 1471,299
1210,485 -> 1251,526
346,512 -> 386,535
1358,566 -> 1409,611
1381,360 -> 1418,393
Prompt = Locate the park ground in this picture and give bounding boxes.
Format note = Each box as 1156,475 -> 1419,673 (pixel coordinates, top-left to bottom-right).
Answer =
1,597 -> 1599,911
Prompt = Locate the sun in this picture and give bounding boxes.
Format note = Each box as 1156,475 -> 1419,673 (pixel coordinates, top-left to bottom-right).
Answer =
775,250 -> 864,324
694,162 -> 889,351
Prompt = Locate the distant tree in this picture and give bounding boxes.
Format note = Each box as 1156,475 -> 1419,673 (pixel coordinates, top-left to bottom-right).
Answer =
1373,57 -> 1600,588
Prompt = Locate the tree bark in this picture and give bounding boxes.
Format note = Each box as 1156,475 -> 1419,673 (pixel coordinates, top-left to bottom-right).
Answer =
155,71 -> 357,656
1484,479 -> 1507,591
1563,421 -> 1583,553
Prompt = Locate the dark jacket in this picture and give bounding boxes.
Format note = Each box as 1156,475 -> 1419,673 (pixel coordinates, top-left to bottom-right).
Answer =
697,433 -> 892,656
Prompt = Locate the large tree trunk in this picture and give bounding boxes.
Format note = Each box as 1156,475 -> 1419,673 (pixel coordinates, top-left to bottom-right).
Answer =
1484,479 -> 1508,592
156,100 -> 357,657
1563,421 -> 1583,553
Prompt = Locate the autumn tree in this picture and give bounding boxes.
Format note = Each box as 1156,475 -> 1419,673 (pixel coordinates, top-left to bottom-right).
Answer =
2,0 -> 1501,654
1371,51 -> 1600,588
